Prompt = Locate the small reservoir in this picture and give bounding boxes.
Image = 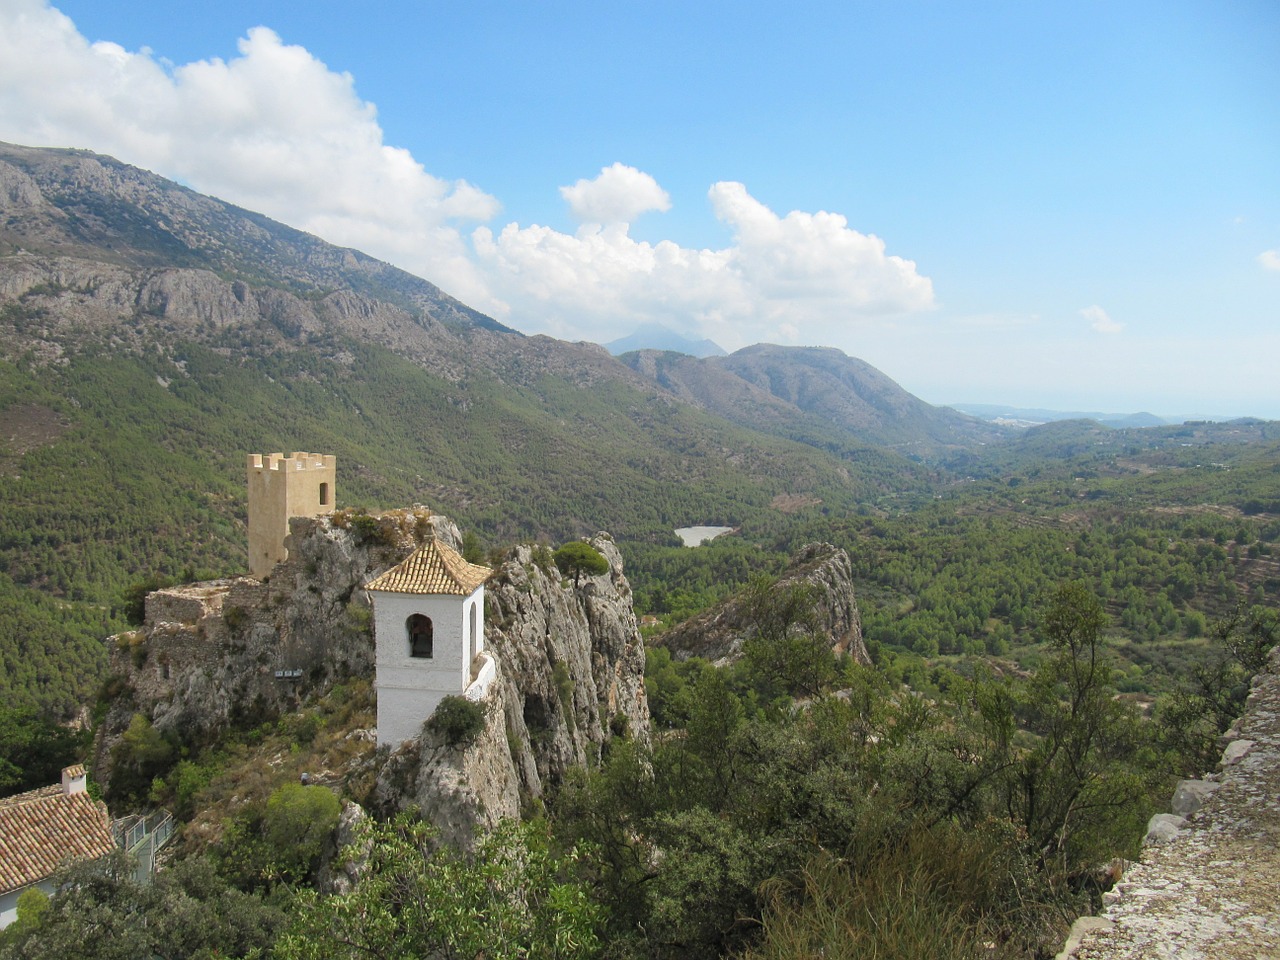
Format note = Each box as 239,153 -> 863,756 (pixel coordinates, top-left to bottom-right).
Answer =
674,525 -> 734,547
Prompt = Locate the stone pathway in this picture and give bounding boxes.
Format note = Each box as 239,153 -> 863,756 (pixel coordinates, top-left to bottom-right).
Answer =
1064,649 -> 1280,960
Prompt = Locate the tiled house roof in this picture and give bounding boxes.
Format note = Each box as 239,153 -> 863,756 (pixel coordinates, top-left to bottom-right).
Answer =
366,539 -> 491,596
0,780 -> 116,895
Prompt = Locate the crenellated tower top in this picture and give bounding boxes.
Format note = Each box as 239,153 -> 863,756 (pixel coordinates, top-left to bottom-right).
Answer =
246,452 -> 336,579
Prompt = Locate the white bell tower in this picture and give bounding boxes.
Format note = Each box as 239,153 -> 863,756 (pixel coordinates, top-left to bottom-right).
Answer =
366,538 -> 494,748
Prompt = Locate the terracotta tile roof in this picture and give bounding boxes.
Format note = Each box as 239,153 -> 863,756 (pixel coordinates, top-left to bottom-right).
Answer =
366,538 -> 491,596
0,787 -> 117,895
0,786 -> 59,809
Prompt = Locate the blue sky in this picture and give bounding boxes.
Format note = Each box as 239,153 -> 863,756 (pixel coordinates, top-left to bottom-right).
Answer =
1,0 -> 1277,417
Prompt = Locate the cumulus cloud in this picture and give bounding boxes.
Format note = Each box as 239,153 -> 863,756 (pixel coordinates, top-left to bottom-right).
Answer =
1081,305 -> 1123,334
0,0 -> 500,306
0,2 -> 936,346
1259,250 -> 1280,272
560,163 -> 671,224
710,182 -> 933,313
475,179 -> 934,346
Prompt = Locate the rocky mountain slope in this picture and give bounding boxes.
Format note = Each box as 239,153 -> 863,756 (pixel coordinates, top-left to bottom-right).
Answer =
0,142 -> 504,333
0,141 -> 992,468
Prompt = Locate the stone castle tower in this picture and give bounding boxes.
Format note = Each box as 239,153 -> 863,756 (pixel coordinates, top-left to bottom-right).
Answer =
246,452 -> 336,579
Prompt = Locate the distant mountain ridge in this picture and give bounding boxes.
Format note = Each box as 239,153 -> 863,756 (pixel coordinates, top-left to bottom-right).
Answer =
604,323 -> 726,358
622,343 -> 1002,454
953,403 -> 1268,427
0,141 -> 993,461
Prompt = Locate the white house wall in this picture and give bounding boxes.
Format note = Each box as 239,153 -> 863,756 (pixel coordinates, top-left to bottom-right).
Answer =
0,879 -> 54,930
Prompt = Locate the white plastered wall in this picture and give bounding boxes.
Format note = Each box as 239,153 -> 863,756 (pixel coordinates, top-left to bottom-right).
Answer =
373,586 -> 486,747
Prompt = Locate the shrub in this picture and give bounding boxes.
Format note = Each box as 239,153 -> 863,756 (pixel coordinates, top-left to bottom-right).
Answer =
107,713 -> 175,805
349,513 -> 381,543
222,605 -> 250,633
218,783 -> 342,889
426,696 -> 487,748
531,544 -> 555,575
553,660 -> 577,734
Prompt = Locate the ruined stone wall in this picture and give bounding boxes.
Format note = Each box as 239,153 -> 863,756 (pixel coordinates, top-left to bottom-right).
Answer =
1061,646 -> 1280,959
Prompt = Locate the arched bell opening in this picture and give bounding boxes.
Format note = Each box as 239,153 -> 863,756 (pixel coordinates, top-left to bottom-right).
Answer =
407,614 -> 434,658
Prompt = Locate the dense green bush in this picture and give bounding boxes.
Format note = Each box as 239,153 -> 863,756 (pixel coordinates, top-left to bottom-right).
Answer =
216,783 -> 342,889
426,695 -> 487,747
274,817 -> 601,960
553,580 -> 1178,959
106,713 -> 176,806
0,708 -> 88,798
0,852 -> 283,959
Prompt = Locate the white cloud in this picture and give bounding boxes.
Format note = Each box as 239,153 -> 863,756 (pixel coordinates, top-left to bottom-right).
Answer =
560,163 -> 670,224
475,180 -> 934,346
0,2 -> 936,347
1259,250 -> 1280,272
1081,305 -> 1123,334
709,182 -> 933,314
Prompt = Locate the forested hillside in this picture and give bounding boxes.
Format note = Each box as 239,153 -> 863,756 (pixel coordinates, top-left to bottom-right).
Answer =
1,140 -> 1278,721
0,333 -> 924,715
631,426 -> 1280,696
1,141 -> 1279,960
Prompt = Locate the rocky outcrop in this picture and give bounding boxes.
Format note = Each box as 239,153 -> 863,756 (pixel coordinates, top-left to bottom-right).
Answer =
372,683 -> 523,851
656,542 -> 868,665
0,141 -> 505,336
94,508 -> 449,785
373,533 -> 651,847
1063,645 -> 1280,959
96,516 -> 650,848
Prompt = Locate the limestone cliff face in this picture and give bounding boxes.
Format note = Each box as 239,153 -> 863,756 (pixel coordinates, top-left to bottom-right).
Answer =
95,517 -> 649,846
656,542 -> 868,665
373,533 -> 651,847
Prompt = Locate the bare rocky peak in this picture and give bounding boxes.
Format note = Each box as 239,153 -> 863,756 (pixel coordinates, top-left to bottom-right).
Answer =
0,160 -> 45,209
656,541 -> 869,665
